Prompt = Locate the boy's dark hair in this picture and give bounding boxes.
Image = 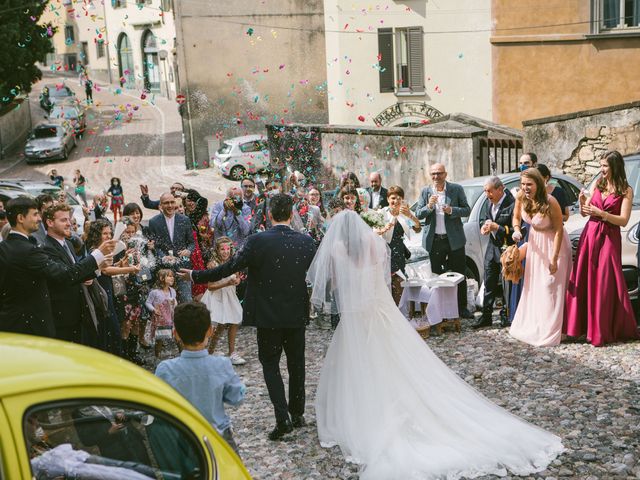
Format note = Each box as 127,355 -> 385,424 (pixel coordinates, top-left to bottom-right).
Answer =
6,197 -> 37,227
327,197 -> 345,212
36,193 -> 55,211
174,302 -> 211,345
269,193 -> 293,222
0,210 -> 6,220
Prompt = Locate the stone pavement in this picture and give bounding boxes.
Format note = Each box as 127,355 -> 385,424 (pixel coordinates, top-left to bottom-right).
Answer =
146,318 -> 640,480
0,72 -> 233,215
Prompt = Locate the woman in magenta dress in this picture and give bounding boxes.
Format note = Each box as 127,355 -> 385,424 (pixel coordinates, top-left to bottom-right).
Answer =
564,150 -> 639,346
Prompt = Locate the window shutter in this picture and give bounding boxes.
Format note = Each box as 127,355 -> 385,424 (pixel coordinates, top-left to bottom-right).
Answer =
407,27 -> 425,93
377,28 -> 394,93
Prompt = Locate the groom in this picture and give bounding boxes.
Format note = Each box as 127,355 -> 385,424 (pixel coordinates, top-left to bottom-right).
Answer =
180,194 -> 317,440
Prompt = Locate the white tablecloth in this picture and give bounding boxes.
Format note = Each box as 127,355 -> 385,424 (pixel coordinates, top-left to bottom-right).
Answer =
399,283 -> 459,326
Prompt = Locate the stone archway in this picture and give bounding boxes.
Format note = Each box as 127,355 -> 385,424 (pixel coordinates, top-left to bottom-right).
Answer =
373,102 -> 444,127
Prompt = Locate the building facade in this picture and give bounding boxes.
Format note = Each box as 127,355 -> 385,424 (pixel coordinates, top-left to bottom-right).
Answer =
492,0 -> 640,128
104,0 -> 177,98
173,0 -> 329,169
323,0 -> 493,127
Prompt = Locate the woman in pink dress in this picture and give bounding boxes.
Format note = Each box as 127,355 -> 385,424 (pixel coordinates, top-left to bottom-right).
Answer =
509,169 -> 571,346
564,150 -> 639,346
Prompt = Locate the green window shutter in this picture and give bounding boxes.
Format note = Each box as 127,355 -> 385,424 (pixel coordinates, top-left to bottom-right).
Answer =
377,28 -> 394,93
407,27 -> 424,93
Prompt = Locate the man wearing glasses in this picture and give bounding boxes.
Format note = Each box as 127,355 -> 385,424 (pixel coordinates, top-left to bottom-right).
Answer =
240,177 -> 258,214
416,163 -> 473,319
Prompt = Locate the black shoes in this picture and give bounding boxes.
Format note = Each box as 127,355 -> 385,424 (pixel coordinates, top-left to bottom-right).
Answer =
460,308 -> 475,319
472,317 -> 493,329
268,420 -> 293,441
291,415 -> 306,428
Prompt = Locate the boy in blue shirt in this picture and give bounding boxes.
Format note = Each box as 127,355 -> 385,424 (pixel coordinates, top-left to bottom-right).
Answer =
155,302 -> 245,454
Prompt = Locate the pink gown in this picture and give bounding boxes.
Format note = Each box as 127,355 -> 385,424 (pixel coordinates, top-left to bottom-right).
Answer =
509,201 -> 571,346
564,188 -> 639,346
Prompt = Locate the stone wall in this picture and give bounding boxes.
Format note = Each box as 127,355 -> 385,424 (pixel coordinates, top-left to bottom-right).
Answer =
523,101 -> 640,185
0,97 -> 31,159
267,123 -> 481,202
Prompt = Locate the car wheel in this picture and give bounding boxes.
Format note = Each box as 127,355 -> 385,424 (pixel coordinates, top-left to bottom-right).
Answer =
229,165 -> 247,181
465,264 -> 479,283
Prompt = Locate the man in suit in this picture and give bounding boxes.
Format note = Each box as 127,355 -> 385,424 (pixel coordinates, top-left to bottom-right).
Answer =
474,177 -> 515,329
0,198 -> 114,339
416,163 -> 473,318
139,182 -> 185,210
367,172 -> 388,210
42,203 -> 111,345
147,192 -> 195,303
210,186 -> 252,248
180,194 -> 317,441
31,193 -> 55,246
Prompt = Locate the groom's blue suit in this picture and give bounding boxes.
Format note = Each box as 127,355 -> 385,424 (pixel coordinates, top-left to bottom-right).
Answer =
193,224 -> 316,425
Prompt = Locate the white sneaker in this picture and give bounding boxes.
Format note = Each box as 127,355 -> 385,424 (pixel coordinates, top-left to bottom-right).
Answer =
229,352 -> 246,365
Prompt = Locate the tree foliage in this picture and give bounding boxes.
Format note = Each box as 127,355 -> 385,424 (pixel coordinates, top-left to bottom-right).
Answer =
0,0 -> 55,109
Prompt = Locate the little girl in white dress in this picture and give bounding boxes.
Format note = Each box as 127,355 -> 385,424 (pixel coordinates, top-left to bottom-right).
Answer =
200,236 -> 245,365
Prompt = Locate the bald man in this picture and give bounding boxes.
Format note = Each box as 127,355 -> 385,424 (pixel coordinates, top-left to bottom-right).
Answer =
366,172 -> 388,210
416,163 -> 473,319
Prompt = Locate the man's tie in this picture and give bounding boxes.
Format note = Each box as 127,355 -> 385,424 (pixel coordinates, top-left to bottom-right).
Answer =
63,241 -> 76,264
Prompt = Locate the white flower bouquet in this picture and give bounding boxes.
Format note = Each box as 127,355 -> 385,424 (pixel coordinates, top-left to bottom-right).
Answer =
360,210 -> 386,229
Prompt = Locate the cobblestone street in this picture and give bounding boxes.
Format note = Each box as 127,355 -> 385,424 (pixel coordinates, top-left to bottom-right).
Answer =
187,319 -> 640,479
0,73 -> 234,214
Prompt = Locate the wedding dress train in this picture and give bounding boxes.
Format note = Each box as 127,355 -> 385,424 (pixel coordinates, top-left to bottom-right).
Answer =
308,211 -> 563,480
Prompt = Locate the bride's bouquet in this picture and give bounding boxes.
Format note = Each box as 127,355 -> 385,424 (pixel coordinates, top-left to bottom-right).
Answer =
360,210 -> 385,229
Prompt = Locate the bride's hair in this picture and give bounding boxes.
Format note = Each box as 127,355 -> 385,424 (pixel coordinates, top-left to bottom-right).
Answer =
518,168 -> 550,217
500,245 -> 522,283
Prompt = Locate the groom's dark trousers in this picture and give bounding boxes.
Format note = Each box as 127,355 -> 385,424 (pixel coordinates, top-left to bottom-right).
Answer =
193,224 -> 316,425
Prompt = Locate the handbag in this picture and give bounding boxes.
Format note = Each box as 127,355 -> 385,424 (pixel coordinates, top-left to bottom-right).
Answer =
112,275 -> 127,297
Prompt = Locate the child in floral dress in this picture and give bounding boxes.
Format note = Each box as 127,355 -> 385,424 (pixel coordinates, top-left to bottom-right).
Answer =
145,269 -> 177,359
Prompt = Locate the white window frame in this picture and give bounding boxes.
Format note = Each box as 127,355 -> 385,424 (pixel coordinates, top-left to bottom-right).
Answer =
592,0 -> 640,34
377,26 -> 425,96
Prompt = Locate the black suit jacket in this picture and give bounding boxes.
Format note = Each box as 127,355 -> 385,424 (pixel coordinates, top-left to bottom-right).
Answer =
147,213 -> 195,268
479,190 -> 516,263
367,186 -> 389,209
0,233 -> 96,337
193,225 -> 317,328
140,194 -> 160,210
43,235 -> 98,331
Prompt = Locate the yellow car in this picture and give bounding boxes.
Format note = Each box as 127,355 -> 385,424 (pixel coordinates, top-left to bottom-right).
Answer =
0,333 -> 251,479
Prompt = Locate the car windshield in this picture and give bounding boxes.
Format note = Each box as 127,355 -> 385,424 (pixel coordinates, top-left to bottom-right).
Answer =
588,157 -> 640,206
462,185 -> 486,217
51,108 -> 79,119
218,143 -> 233,155
33,127 -> 58,139
49,87 -> 72,98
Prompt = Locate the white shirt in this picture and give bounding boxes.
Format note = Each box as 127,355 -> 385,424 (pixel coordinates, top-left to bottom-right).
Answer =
490,193 -> 506,239
434,188 -> 447,235
371,189 -> 381,209
164,214 -> 175,242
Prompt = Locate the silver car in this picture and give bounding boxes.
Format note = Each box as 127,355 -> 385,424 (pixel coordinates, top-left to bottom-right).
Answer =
407,172 -> 584,284
24,123 -> 76,164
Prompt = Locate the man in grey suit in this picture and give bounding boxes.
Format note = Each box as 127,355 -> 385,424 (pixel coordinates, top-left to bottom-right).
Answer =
416,163 -> 473,318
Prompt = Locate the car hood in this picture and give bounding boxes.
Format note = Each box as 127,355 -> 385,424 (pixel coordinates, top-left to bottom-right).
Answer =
26,138 -> 62,150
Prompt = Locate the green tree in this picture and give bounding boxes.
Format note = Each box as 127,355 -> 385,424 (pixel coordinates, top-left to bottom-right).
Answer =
0,0 -> 55,110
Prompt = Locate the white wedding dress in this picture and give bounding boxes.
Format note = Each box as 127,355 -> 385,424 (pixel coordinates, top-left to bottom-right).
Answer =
307,211 -> 563,480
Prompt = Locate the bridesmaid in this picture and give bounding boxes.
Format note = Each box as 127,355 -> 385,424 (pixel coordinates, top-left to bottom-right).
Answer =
564,150 -> 639,346
509,169 -> 571,346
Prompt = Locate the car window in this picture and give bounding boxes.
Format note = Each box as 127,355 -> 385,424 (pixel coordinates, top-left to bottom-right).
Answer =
461,185 -> 485,221
217,143 -> 232,155
24,402 -> 208,479
239,141 -> 262,153
33,126 -> 58,139
257,141 -> 269,152
557,179 -> 580,205
588,158 -> 640,206
51,108 -> 79,119
49,88 -> 72,98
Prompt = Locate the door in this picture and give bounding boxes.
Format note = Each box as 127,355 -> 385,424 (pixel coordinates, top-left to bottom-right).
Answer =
142,30 -> 161,92
117,33 -> 135,88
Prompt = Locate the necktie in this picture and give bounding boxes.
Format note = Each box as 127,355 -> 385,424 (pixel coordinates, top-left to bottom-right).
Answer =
63,241 -> 76,264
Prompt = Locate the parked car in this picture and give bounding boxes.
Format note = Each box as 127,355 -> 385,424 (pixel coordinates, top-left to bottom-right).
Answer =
0,333 -> 251,479
0,185 -> 31,206
24,122 -> 76,163
564,152 -> 640,302
408,171 -> 584,283
49,103 -> 86,137
0,179 -> 85,233
213,134 -> 271,180
39,83 -> 77,112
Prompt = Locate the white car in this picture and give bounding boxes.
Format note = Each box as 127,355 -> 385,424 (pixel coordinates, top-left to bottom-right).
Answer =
564,153 -> 640,301
212,134 -> 270,180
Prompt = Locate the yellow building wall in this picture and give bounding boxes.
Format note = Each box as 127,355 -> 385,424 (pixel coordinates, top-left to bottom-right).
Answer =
492,0 -> 640,128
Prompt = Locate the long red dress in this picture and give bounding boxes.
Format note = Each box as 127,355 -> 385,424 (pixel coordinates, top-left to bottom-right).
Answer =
564,188 -> 639,346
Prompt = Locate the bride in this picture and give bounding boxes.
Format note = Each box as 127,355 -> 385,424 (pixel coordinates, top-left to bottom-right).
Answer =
307,210 -> 563,480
